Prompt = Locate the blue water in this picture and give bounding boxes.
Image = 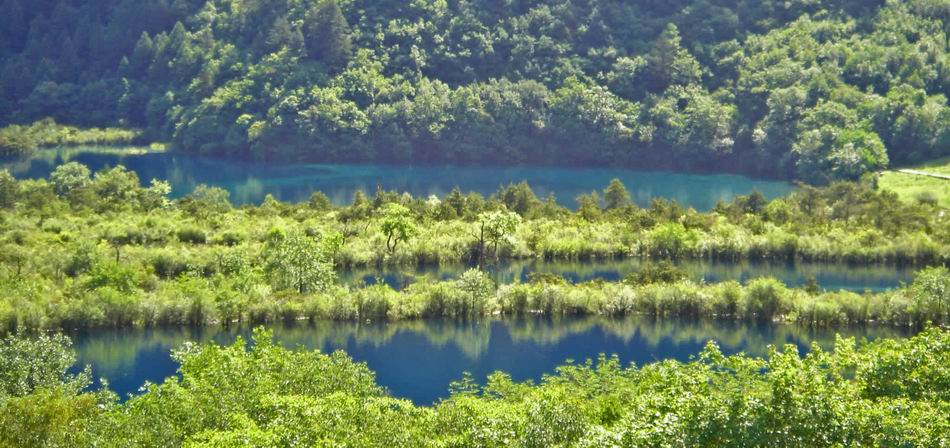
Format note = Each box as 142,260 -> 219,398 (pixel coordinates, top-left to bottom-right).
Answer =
340,259 -> 917,293
3,147 -> 793,210
70,318 -> 911,405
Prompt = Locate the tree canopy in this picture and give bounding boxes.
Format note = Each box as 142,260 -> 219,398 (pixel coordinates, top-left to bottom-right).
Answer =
3,1 -> 950,182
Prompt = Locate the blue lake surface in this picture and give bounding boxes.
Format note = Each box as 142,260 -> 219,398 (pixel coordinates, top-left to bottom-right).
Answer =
70,317 -> 912,405
3,147 -> 794,210
7,147 -> 912,405
340,259 -> 917,293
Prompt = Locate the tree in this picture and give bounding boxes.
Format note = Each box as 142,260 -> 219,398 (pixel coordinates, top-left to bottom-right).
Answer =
0,169 -> 16,208
141,179 -> 172,211
0,243 -> 28,278
645,24 -> 702,92
0,333 -> 90,399
496,182 -> 541,216
304,0 -> 352,68
379,203 -> 416,255
180,185 -> 231,219
456,268 -> 493,316
603,178 -> 631,210
92,166 -> 141,210
576,191 -> 602,221
267,16 -> 305,55
50,162 -> 91,197
474,210 -> 521,259
0,0 -> 26,54
262,229 -> 335,294
103,225 -> 137,263
129,32 -> 155,77
910,266 -> 950,323
57,36 -> 80,81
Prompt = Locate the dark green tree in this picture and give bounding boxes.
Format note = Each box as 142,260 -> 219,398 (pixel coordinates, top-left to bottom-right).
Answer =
645,24 -> 702,92
304,0 -> 352,68
0,0 -> 26,54
604,178 -> 632,210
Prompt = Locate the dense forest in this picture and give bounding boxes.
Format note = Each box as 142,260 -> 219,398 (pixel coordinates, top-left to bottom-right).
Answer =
4,0 -> 950,182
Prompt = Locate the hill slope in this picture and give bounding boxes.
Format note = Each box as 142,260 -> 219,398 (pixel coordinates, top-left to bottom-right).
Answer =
3,0 -> 950,182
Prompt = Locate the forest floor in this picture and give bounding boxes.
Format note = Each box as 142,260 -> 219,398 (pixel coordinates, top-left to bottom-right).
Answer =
879,157 -> 950,209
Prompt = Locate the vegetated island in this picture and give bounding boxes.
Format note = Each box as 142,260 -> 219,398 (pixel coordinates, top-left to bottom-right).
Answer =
1,164 -> 948,331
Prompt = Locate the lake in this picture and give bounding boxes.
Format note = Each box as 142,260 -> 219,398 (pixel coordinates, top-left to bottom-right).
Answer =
340,258 -> 917,293
70,317 -> 912,405
8,148 -> 909,405
3,146 -> 793,210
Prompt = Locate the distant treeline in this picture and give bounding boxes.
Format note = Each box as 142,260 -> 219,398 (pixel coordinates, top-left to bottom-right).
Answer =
3,1 -> 950,181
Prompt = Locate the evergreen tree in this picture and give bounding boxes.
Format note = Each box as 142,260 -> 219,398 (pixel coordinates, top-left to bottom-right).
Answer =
267,16 -> 305,56
0,0 -> 27,54
129,32 -> 155,77
645,24 -> 701,92
58,36 -> 80,81
604,178 -> 632,210
304,0 -> 352,68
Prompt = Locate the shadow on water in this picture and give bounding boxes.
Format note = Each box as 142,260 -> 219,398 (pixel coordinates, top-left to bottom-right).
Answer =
70,316 -> 914,405
339,258 -> 917,293
3,147 -> 793,210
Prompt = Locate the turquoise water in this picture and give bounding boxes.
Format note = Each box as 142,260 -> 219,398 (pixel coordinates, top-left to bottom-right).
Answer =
3,147 -> 793,210
340,259 -> 917,293
70,318 -> 911,405
8,148 -> 909,405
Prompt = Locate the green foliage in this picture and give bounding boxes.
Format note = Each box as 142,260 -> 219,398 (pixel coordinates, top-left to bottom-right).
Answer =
624,260 -> 687,285
6,1 -> 950,181
456,268 -> 494,315
2,327 -> 950,446
0,170 -> 948,329
910,266 -> 950,323
0,120 -> 140,156
475,210 -> 522,258
0,169 -> 17,208
262,229 -> 335,294
0,332 -> 89,399
49,161 -> 92,197
603,178 -> 632,210
380,203 -> 417,255
304,0 -> 352,68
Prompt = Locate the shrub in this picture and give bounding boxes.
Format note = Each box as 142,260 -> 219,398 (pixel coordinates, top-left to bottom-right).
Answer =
176,226 -> 207,245
743,277 -> 792,321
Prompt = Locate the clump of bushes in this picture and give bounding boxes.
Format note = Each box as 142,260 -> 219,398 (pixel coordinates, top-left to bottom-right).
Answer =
0,119 -> 141,156
3,266 -> 950,330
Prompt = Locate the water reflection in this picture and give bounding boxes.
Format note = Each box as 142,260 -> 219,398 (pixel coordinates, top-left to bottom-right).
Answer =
3,147 -> 793,210
71,317 -> 912,405
340,258 -> 917,292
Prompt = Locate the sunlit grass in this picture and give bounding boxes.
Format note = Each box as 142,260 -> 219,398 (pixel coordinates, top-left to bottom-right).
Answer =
879,158 -> 950,209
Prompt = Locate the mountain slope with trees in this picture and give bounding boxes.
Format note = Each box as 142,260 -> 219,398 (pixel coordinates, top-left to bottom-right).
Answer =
3,0 -> 950,182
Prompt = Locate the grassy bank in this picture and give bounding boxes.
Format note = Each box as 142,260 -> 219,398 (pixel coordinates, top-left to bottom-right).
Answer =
3,267 -> 948,332
0,119 -> 142,156
879,157 -> 950,209
2,326 -> 948,447
1,164 -> 948,270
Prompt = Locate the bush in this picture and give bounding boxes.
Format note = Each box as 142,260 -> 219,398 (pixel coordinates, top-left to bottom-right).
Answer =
176,226 -> 207,245
743,277 -> 793,321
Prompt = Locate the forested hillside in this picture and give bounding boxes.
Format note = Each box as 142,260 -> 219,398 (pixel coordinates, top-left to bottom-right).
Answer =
3,0 -> 950,182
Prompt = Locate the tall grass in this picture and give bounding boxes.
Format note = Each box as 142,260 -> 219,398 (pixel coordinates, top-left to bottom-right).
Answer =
2,269 -> 947,332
